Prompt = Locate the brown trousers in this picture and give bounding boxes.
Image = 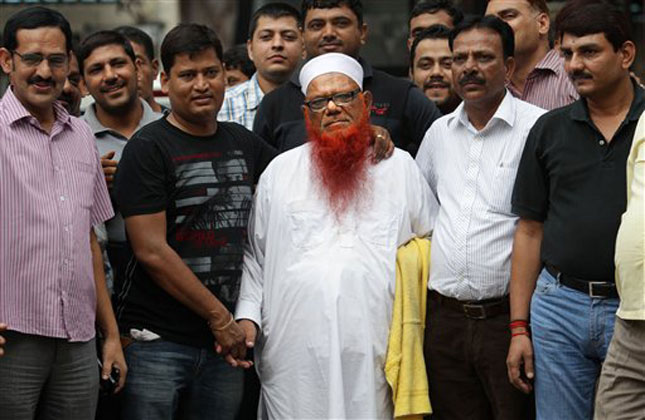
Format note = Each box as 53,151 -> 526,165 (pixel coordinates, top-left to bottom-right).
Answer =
595,317 -> 645,420
424,291 -> 534,420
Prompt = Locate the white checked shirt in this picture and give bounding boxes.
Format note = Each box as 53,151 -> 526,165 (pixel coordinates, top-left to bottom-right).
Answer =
218,73 -> 264,130
416,91 -> 545,300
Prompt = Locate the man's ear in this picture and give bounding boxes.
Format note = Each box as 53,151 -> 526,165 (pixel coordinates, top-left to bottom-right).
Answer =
504,56 -> 516,83
152,58 -> 160,77
537,13 -> 550,39
160,71 -> 170,95
620,40 -> 636,70
247,39 -> 255,64
79,77 -> 89,97
359,22 -> 368,46
362,90 -> 373,110
0,48 -> 13,75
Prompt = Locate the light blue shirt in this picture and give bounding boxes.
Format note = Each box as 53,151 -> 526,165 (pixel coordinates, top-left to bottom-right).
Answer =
218,73 -> 264,130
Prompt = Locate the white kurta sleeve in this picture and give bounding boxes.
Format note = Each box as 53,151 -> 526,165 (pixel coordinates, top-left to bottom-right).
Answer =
415,126 -> 439,202
407,153 -> 439,238
235,177 -> 269,329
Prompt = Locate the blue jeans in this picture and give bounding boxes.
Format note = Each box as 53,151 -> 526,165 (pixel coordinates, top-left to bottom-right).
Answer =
531,268 -> 619,420
121,339 -> 244,420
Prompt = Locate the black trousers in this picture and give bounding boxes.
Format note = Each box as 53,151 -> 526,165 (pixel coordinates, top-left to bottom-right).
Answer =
424,291 -> 534,420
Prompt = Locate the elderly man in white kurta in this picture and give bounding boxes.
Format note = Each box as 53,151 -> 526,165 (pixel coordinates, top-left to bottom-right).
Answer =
235,53 -> 438,419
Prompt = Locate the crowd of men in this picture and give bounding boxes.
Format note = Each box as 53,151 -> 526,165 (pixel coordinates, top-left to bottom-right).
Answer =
0,0 -> 643,419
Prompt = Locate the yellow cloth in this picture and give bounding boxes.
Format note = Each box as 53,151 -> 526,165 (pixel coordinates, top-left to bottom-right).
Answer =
385,238 -> 432,420
616,111 -> 645,320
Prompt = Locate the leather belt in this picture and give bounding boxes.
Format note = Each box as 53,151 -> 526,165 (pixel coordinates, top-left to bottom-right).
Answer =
545,264 -> 618,299
429,291 -> 509,320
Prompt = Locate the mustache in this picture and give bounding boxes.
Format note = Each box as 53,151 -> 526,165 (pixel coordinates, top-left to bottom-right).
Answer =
100,79 -> 126,92
319,39 -> 342,47
424,77 -> 450,89
458,74 -> 485,86
28,76 -> 54,86
569,71 -> 593,81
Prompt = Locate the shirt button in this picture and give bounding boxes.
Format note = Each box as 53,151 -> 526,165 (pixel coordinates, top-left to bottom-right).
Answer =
63,258 -> 69,265
599,140 -> 606,146
54,166 -> 60,171
64,226 -> 70,232
59,196 -> 65,202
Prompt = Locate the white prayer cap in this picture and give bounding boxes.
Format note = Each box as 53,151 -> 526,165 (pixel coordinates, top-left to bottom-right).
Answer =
299,53 -> 363,95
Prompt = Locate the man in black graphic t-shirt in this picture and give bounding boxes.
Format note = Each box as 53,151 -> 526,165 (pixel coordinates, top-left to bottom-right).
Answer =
113,24 -> 275,420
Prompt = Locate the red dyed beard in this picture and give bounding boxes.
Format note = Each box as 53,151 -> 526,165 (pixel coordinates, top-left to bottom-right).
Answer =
304,106 -> 372,217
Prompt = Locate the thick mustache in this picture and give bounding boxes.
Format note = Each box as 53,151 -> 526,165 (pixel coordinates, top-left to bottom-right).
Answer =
570,72 -> 593,81
459,75 -> 485,86
424,78 -> 450,89
100,80 -> 126,92
29,77 -> 54,86
319,40 -> 342,47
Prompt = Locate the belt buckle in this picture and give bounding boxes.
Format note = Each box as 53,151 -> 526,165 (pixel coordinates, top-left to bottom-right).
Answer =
588,282 -> 608,299
463,303 -> 487,320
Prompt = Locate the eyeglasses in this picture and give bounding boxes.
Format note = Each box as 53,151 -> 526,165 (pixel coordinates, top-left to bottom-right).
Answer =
304,88 -> 361,112
12,51 -> 68,69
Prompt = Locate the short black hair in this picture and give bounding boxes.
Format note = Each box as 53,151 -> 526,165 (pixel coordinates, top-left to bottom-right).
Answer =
410,24 -> 451,68
301,0 -> 363,25
223,44 -> 256,78
249,2 -> 301,39
3,6 -> 72,52
114,25 -> 155,61
555,0 -> 632,51
78,30 -> 137,74
449,15 -> 515,60
160,23 -> 223,74
410,0 -> 464,29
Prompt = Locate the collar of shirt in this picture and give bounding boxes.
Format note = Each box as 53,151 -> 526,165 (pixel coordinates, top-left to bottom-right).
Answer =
448,89 -> 515,134
1,86 -> 72,132
225,73 -> 264,112
289,56 -> 374,88
531,49 -> 563,77
83,98 -> 159,138
507,49 -> 562,94
570,80 -> 645,125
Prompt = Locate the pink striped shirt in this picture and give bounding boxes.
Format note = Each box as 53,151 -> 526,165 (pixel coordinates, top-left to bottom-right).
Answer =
0,88 -> 114,342
508,49 -> 579,111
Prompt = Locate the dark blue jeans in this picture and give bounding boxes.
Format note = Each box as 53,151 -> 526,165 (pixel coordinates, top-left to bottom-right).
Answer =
121,339 -> 243,420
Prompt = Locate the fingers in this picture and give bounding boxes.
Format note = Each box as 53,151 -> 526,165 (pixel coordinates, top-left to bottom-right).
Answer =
101,151 -> 116,160
115,363 -> 127,393
224,353 -> 239,368
101,356 -> 112,380
506,339 -> 533,394
523,348 -> 535,381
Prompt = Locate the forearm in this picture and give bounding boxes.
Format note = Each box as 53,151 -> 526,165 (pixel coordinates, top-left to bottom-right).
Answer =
136,243 -> 231,325
91,230 -> 119,338
509,219 -> 544,321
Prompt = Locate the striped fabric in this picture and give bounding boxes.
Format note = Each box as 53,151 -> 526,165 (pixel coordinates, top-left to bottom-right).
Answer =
0,88 -> 114,342
507,49 -> 579,111
217,73 -> 264,130
416,91 -> 546,300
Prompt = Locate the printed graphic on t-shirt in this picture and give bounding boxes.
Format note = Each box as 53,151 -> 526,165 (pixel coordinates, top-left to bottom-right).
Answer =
170,149 -> 252,309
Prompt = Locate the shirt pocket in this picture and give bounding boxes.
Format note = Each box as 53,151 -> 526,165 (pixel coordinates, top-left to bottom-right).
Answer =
357,207 -> 397,249
488,166 -> 517,214
286,200 -> 327,250
70,160 -> 96,209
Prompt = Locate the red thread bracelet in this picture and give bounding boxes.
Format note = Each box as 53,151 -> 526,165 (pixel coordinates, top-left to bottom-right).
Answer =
510,320 -> 529,330
511,331 -> 530,338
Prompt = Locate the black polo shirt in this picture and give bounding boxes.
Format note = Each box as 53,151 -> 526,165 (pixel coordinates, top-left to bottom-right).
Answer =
512,83 -> 645,282
253,58 -> 442,157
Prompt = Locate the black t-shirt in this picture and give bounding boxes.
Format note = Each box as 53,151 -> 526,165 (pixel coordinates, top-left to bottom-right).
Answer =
113,117 -> 276,348
512,84 -> 645,282
253,58 -> 442,157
